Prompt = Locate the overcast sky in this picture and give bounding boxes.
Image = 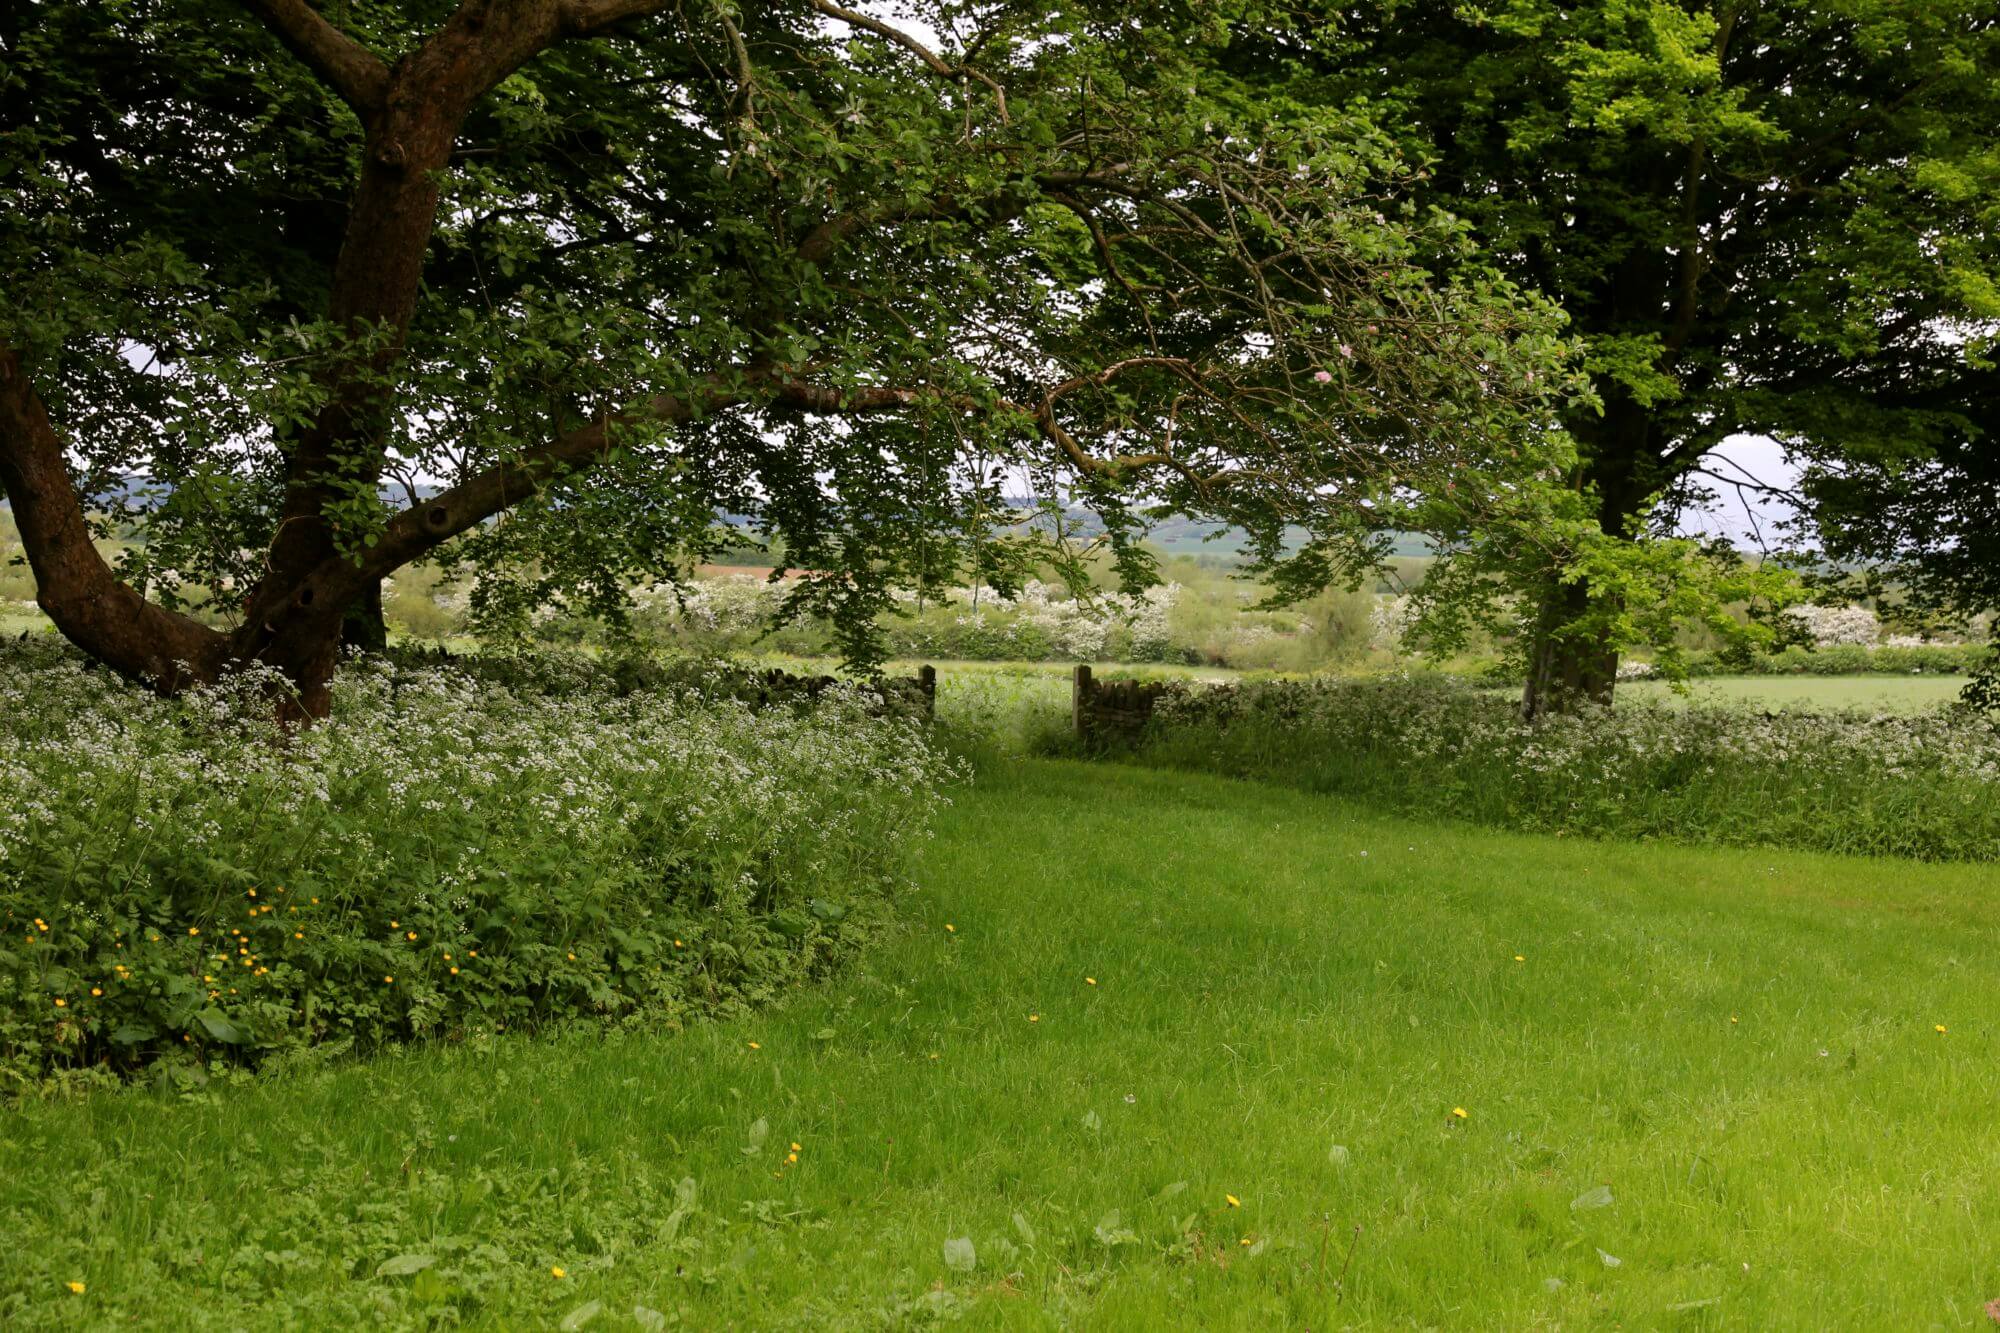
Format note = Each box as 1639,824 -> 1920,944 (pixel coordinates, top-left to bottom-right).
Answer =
1671,435 -> 1804,550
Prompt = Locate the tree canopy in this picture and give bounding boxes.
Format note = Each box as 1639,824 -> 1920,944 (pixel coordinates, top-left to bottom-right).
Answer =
1242,0 -> 2000,709
1,0 -> 1577,712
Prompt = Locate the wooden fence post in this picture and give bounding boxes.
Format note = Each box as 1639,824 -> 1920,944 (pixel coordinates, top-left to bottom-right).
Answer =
918,664 -> 936,720
1073,663 -> 1093,739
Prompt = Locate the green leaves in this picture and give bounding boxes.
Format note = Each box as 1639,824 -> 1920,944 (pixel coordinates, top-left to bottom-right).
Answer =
940,1236 -> 976,1273
195,1009 -> 244,1044
9,0 -> 1581,683
374,1253 -> 437,1278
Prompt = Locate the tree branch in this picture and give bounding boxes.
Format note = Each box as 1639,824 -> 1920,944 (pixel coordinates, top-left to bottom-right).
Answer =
560,0 -> 675,38
348,370 -> 943,581
0,342 -> 225,687
237,0 -> 391,114
806,0 -> 1009,121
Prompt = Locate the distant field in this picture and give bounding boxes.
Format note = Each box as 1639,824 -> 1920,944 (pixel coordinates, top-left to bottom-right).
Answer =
1617,674 -> 1968,713
0,622 -> 1972,719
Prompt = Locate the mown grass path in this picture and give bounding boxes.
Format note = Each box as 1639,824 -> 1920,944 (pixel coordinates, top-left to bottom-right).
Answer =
5,760 -> 1999,1328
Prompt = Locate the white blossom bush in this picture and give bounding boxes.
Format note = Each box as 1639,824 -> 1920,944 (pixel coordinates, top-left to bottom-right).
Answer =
1786,604 -> 1882,647
0,638 -> 959,1082
1146,674 -> 2000,861
1370,595 -> 1413,651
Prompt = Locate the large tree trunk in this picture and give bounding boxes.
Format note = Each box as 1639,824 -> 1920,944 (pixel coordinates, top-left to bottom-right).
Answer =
1520,578 -> 1619,720
1519,390 -> 1657,718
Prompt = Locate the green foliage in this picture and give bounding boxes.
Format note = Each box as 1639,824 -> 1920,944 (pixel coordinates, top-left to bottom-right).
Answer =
2,0 -> 1580,675
1683,642 -> 1992,678
1239,0 -> 2000,682
1135,675 -> 2000,860
0,640 -> 956,1085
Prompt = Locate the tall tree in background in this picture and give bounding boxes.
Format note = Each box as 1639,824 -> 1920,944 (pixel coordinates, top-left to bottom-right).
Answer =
1252,0 -> 2000,713
1,0 -> 1574,716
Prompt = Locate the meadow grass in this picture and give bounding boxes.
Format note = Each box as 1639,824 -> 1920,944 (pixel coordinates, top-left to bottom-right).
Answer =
1614,674 -> 1971,713
4,760 -> 1998,1328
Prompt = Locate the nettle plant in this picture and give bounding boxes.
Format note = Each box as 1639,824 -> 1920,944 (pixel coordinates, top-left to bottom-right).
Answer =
2,0 -> 1581,716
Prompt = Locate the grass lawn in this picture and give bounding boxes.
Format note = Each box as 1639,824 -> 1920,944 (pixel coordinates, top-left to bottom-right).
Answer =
5,761 -> 2000,1328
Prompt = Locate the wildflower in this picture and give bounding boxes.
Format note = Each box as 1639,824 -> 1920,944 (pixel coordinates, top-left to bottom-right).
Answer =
1514,955 -> 1525,963
53,997 -> 66,1008
384,975 -> 394,984
390,920 -> 399,929
747,1041 -> 761,1050
567,952 -> 576,961
945,924 -> 955,933
1935,1024 -> 1947,1035
247,889 -> 256,898
550,1266 -> 566,1279
1085,977 -> 1097,986
188,927 -> 199,936
1028,1014 -> 1039,1023
1451,1107 -> 1468,1120
1730,1016 -> 1739,1024
1239,1237 -> 1253,1246
786,1152 -> 798,1164
1338,343 -> 1354,359
790,1142 -> 801,1151
451,967 -> 460,975
406,932 -> 418,941
295,932 -> 303,939
1313,369 -> 1333,383
90,988 -> 102,997
66,1281 -> 85,1294
673,940 -> 683,948
1225,1194 -> 1240,1208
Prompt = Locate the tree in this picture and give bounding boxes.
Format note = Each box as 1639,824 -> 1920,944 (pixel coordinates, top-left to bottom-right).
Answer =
1248,0 -> 2000,713
1,0 -> 1575,716
1801,361 -> 2000,701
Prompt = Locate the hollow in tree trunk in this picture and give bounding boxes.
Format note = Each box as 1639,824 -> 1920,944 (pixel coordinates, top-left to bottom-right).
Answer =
341,579 -> 388,655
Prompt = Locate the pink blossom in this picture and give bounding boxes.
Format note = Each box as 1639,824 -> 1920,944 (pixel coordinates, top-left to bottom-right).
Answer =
1313,369 -> 1333,383
1338,343 -> 1355,359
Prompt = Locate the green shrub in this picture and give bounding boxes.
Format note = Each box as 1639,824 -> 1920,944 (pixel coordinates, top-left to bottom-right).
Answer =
0,641 -> 958,1087
1135,675 -> 2000,861
1681,643 -> 1986,677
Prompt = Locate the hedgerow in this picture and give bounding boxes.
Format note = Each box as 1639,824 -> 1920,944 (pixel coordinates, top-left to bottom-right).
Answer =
1685,643 -> 1989,677
0,640 -> 958,1088
1133,674 -> 2000,861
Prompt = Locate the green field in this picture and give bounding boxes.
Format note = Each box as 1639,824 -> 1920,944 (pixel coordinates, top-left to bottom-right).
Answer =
6,760 -> 1997,1328
1616,674 -> 1971,713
